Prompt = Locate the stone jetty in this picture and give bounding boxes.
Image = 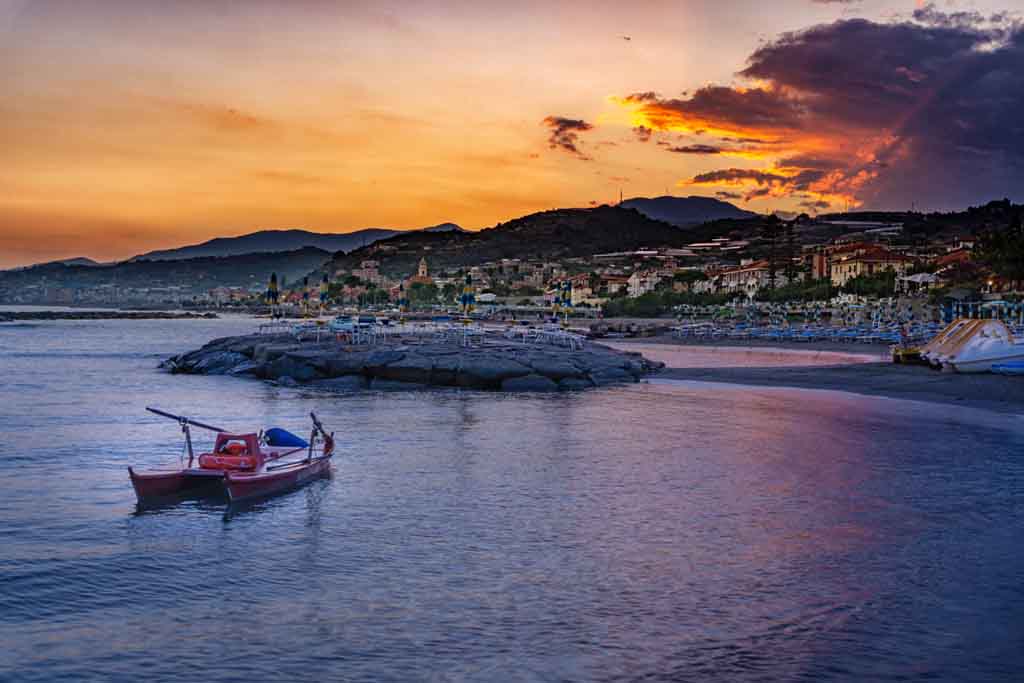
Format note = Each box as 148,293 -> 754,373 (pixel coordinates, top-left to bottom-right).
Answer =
162,333 -> 664,392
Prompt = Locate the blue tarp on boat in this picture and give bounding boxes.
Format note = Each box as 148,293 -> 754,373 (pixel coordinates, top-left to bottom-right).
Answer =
993,362 -> 1024,376
265,428 -> 309,448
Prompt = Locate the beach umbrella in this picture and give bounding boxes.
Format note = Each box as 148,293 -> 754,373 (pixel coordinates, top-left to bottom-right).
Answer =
560,280 -> 573,323
319,274 -> 329,314
459,273 -> 475,318
301,276 -> 310,315
266,272 -> 279,309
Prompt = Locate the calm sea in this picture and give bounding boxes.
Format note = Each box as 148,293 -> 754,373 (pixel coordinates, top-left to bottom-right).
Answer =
1,315 -> 1023,682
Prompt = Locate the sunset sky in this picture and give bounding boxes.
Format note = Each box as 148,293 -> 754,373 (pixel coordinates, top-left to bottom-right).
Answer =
2,0 -> 1022,267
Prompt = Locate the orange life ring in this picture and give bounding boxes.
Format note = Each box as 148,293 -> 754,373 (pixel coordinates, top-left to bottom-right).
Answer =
198,453 -> 256,471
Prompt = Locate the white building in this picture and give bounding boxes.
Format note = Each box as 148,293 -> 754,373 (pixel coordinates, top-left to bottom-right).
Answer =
627,270 -> 663,298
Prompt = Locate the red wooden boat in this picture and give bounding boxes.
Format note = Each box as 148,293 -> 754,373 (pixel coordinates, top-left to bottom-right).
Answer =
129,408 -> 335,505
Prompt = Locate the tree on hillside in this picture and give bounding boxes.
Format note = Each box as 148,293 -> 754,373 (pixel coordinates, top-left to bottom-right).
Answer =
783,221 -> 797,282
975,213 -> 1024,287
440,282 -> 459,303
841,270 -> 896,298
409,282 -> 439,307
761,217 -> 782,290
672,270 -> 707,292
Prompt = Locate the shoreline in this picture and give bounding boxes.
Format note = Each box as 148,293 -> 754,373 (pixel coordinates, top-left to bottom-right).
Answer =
612,336 -> 1024,414
0,311 -> 218,321
605,333 -> 892,355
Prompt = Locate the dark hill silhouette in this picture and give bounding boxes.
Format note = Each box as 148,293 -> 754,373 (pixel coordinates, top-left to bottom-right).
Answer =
324,205 -> 691,278
4,256 -> 101,272
132,223 -> 462,261
0,247 -> 332,293
620,195 -> 757,226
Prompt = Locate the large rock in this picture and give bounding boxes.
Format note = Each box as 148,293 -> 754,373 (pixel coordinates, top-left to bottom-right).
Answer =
228,360 -> 262,376
430,355 -> 461,386
371,353 -> 434,384
525,357 -> 585,380
589,367 -> 636,386
362,350 -> 406,373
558,377 -> 594,391
277,350 -> 333,373
501,373 -> 559,392
323,352 -> 371,377
163,333 -> 660,392
262,354 -> 322,382
253,344 -> 296,365
369,378 -> 428,391
225,338 -> 260,357
455,355 -> 532,389
310,376 -> 368,392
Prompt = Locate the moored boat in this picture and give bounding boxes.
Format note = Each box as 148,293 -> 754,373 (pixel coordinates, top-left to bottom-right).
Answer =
993,361 -> 1024,376
129,407 -> 334,506
940,320 -> 1024,373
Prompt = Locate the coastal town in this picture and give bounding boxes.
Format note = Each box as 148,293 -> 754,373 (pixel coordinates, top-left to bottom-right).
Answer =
3,200 -> 1020,321
6,2 -> 1024,681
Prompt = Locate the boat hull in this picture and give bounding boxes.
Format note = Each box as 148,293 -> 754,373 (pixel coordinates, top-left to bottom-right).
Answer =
128,467 -> 225,501
948,350 -> 1024,373
224,456 -> 332,503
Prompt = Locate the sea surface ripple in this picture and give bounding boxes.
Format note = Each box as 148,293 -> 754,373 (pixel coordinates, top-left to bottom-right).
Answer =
1,315 -> 1022,682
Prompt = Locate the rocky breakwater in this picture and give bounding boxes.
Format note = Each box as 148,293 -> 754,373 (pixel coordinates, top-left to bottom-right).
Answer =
161,333 -> 664,392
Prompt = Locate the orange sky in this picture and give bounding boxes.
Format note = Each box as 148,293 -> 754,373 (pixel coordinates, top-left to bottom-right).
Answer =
0,0 -> 1015,267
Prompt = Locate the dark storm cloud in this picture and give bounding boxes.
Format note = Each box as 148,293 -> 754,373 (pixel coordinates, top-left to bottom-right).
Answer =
667,144 -> 723,154
691,169 -> 788,185
632,126 -> 652,142
737,17 -> 1002,130
625,11 -> 1024,209
626,85 -> 805,134
777,155 -> 846,170
799,199 -> 832,211
715,191 -> 743,200
541,116 -> 595,159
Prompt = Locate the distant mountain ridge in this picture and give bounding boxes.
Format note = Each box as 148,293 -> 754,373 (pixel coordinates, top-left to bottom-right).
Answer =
5,256 -> 101,272
0,247 -> 333,293
323,205 -> 691,279
132,224 -> 463,262
620,195 -> 758,226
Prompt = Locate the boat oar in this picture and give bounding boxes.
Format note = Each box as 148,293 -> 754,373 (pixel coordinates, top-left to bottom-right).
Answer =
263,447 -> 305,463
265,453 -> 333,472
146,406 -> 226,433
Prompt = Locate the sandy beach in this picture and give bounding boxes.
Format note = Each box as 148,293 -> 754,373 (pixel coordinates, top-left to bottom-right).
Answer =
609,337 -> 1024,415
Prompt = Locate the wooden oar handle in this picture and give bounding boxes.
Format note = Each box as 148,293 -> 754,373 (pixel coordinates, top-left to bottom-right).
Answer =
146,406 -> 226,433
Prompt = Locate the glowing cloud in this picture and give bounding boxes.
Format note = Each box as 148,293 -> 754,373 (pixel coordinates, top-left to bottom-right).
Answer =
617,9 -> 1024,210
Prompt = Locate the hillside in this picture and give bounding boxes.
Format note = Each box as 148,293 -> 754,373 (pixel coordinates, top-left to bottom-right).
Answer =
620,195 -> 757,226
0,247 -> 332,297
421,223 -> 465,233
131,223 -> 463,262
821,199 -> 1023,241
131,229 -> 395,261
324,205 -> 691,278
4,256 -> 101,272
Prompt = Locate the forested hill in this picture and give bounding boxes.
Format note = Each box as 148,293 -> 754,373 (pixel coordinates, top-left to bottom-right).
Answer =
323,205 -> 692,278
0,247 -> 332,292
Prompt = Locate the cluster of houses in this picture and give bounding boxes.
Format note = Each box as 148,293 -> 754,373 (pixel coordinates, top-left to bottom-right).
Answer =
312,221 -> 989,309
7,217 -> 995,310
